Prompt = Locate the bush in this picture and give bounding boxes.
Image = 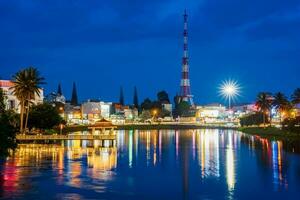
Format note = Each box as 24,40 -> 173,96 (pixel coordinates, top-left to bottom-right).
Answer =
0,113 -> 17,156
282,116 -> 300,133
240,112 -> 269,127
28,103 -> 63,130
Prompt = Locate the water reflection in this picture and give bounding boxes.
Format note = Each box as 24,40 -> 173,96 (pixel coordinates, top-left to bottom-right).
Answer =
226,132 -> 235,194
1,129 -> 300,199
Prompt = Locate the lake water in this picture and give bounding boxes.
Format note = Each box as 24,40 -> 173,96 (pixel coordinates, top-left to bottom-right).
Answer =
1,129 -> 300,199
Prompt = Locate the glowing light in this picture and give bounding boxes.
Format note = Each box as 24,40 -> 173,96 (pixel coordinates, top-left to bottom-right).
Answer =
219,79 -> 241,109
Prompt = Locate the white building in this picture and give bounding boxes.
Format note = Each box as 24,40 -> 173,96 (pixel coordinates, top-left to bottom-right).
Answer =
0,80 -> 44,113
196,104 -> 226,123
162,103 -> 172,114
81,100 -> 112,122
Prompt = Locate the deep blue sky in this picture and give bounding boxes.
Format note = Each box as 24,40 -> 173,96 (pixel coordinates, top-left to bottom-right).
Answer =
1,0 -> 299,105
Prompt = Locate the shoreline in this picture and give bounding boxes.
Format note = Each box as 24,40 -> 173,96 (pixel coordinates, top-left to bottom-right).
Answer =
60,124 -> 238,132
238,127 -> 300,141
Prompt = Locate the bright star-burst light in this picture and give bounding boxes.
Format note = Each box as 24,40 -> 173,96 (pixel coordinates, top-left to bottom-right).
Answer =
219,79 -> 241,109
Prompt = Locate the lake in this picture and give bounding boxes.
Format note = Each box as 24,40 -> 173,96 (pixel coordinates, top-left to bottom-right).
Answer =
1,129 -> 300,199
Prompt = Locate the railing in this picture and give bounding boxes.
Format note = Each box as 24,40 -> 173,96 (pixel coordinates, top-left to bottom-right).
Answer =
16,134 -> 116,141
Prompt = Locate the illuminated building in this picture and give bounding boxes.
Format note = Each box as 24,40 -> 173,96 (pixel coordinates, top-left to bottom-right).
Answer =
196,104 -> 226,123
81,100 -> 112,123
0,80 -> 44,113
64,102 -> 83,124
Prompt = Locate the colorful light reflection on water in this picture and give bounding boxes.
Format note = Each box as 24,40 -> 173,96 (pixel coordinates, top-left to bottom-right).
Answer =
1,129 -> 300,199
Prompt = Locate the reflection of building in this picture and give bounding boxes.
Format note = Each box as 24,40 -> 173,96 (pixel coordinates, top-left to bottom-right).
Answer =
0,80 -> 44,113
87,147 -> 117,171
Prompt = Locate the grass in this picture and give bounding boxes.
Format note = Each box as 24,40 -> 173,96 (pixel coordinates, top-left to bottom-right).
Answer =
238,126 -> 300,140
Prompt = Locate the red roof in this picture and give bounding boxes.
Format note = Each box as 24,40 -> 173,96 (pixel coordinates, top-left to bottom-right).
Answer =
0,80 -> 14,88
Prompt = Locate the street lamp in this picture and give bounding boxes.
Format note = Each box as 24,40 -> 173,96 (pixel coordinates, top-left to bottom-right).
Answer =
219,79 -> 241,109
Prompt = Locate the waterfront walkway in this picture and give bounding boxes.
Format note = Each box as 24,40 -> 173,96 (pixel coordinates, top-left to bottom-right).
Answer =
16,134 -> 116,141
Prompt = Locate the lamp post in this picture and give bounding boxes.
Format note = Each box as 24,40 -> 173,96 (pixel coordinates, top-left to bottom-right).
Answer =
219,80 -> 240,110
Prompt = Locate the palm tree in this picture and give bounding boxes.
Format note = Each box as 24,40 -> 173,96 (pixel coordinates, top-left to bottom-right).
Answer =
273,92 -> 290,124
11,67 -> 45,133
291,88 -> 300,105
255,92 -> 272,128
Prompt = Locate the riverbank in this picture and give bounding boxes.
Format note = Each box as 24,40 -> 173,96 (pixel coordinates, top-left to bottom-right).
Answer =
116,123 -> 238,130
57,123 -> 237,133
238,127 -> 300,140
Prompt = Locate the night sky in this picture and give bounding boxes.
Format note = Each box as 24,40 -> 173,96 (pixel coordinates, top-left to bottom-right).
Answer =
1,0 -> 299,105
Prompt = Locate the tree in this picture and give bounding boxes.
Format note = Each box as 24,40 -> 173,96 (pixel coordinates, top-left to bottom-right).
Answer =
139,110 -> 152,121
0,88 -> 6,113
176,101 -> 191,117
240,113 -> 269,127
133,86 -> 139,109
255,92 -> 272,127
28,103 -> 63,130
291,88 -> 300,105
141,98 -> 152,110
11,67 -> 45,133
57,83 -> 63,96
0,113 -> 17,156
0,89 -> 17,157
157,90 -> 170,103
119,86 -> 124,106
273,92 -> 290,124
71,82 -> 78,106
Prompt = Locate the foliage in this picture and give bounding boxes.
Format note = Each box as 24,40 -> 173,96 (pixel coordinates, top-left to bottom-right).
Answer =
291,88 -> 300,105
133,86 -> 139,109
175,101 -> 192,117
141,98 -> 152,110
240,112 -> 269,127
119,86 -> 124,105
71,82 -> 78,106
139,110 -> 152,121
28,103 -> 63,130
11,67 -> 45,133
0,88 -> 6,113
0,90 -> 17,156
0,113 -> 18,156
282,116 -> 300,133
255,92 -> 272,126
273,92 -> 291,123
157,90 -> 170,103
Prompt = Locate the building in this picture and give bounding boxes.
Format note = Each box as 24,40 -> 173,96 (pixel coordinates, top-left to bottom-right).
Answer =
231,103 -> 257,117
81,100 -> 112,123
162,103 -> 172,114
196,104 -> 226,123
0,80 -> 44,113
64,102 -> 83,124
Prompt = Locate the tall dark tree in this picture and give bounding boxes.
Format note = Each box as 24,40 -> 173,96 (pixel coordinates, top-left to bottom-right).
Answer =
157,90 -> 170,103
11,67 -> 45,133
57,83 -> 63,96
291,88 -> 300,105
119,86 -> 124,106
71,82 -> 78,106
0,88 -> 5,113
0,89 -> 17,156
255,92 -> 272,127
273,92 -> 290,124
141,98 -> 152,110
133,86 -> 139,109
28,103 -> 63,130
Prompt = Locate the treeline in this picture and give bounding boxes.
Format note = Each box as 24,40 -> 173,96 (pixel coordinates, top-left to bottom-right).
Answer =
0,89 -> 17,156
240,88 -> 300,133
240,113 -> 269,127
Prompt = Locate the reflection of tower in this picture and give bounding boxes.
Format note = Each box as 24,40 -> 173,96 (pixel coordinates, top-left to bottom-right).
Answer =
180,9 -> 194,105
